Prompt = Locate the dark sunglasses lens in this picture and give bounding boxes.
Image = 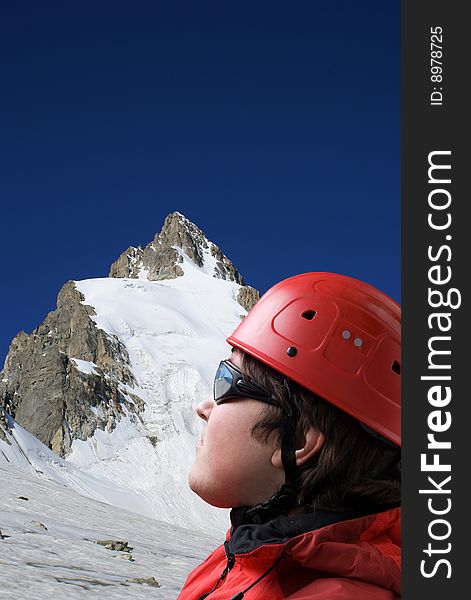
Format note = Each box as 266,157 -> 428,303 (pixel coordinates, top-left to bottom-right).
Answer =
214,362 -> 234,399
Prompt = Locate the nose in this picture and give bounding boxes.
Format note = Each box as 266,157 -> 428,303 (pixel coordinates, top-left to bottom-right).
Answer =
196,396 -> 215,422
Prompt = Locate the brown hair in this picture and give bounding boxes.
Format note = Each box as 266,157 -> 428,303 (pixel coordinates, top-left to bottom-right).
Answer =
236,349 -> 401,513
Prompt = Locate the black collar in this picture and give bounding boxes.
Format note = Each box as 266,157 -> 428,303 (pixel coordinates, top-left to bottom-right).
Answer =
228,501 -> 400,555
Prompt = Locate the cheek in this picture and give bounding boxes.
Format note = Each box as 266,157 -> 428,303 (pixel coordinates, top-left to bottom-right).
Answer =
201,417 -> 242,471
204,406 -> 256,449
202,414 -> 270,479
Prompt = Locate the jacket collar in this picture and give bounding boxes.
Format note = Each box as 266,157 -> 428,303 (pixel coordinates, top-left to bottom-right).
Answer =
228,502 -> 400,555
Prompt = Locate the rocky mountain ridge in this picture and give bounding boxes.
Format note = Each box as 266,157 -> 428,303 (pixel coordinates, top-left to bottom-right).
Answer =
0,281 -> 143,456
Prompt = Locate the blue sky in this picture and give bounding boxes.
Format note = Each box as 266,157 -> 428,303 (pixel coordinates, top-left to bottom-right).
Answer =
0,1 -> 400,367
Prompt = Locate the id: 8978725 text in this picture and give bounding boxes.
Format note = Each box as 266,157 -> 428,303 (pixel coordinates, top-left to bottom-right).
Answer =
430,26 -> 443,106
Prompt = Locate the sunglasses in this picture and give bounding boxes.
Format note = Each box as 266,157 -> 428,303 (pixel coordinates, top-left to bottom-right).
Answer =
213,360 -> 276,406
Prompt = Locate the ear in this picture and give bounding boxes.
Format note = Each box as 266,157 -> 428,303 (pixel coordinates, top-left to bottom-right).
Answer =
271,426 -> 325,470
294,427 -> 325,467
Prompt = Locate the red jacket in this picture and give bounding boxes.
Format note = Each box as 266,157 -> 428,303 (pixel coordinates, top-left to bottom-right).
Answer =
178,506 -> 401,600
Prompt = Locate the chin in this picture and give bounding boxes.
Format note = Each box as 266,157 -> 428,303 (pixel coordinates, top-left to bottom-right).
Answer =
188,470 -> 238,509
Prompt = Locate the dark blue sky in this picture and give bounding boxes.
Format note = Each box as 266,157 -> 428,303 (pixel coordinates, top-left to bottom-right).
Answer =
0,1 -> 400,367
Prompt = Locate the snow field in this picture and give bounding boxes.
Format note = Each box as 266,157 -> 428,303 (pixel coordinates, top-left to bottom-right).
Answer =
0,461 -> 219,599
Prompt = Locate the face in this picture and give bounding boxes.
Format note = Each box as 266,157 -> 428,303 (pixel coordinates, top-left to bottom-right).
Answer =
188,352 -> 285,509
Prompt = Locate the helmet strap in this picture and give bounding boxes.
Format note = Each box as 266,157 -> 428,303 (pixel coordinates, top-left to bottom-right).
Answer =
231,483 -> 298,526
370,447 -> 401,481
280,381 -> 298,486
280,411 -> 298,485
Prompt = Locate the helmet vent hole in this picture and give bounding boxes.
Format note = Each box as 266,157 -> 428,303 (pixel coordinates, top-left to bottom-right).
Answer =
302,310 -> 317,320
392,360 -> 401,375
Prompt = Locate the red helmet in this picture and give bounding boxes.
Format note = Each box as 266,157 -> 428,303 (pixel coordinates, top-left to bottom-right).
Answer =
228,272 -> 401,446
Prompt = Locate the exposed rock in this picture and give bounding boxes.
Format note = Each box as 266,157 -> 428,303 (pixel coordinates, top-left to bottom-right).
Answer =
158,212 -> 206,268
126,577 -> 161,587
114,553 -> 134,561
30,520 -> 48,530
96,539 -> 133,552
237,286 -> 260,312
0,281 -> 143,457
211,243 -> 244,285
0,408 -> 10,444
147,435 -> 159,448
18,496 -> 29,501
109,212 -> 244,285
109,246 -> 144,279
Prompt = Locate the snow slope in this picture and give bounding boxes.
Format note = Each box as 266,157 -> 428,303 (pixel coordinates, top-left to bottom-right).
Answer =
0,460 -> 219,599
1,415 -> 157,518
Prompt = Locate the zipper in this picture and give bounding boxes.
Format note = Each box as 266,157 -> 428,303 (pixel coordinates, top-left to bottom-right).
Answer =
224,540 -> 236,570
197,542 -> 235,600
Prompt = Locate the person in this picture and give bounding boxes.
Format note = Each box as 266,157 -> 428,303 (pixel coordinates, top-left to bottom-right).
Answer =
178,272 -> 401,600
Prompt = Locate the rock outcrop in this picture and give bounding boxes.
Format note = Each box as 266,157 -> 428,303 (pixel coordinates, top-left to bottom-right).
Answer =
110,212 -> 243,280
0,408 -> 10,444
236,286 -> 260,312
0,282 -> 142,456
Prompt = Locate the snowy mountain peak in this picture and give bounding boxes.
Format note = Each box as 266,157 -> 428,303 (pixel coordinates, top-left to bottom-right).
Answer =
109,212 -> 245,285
